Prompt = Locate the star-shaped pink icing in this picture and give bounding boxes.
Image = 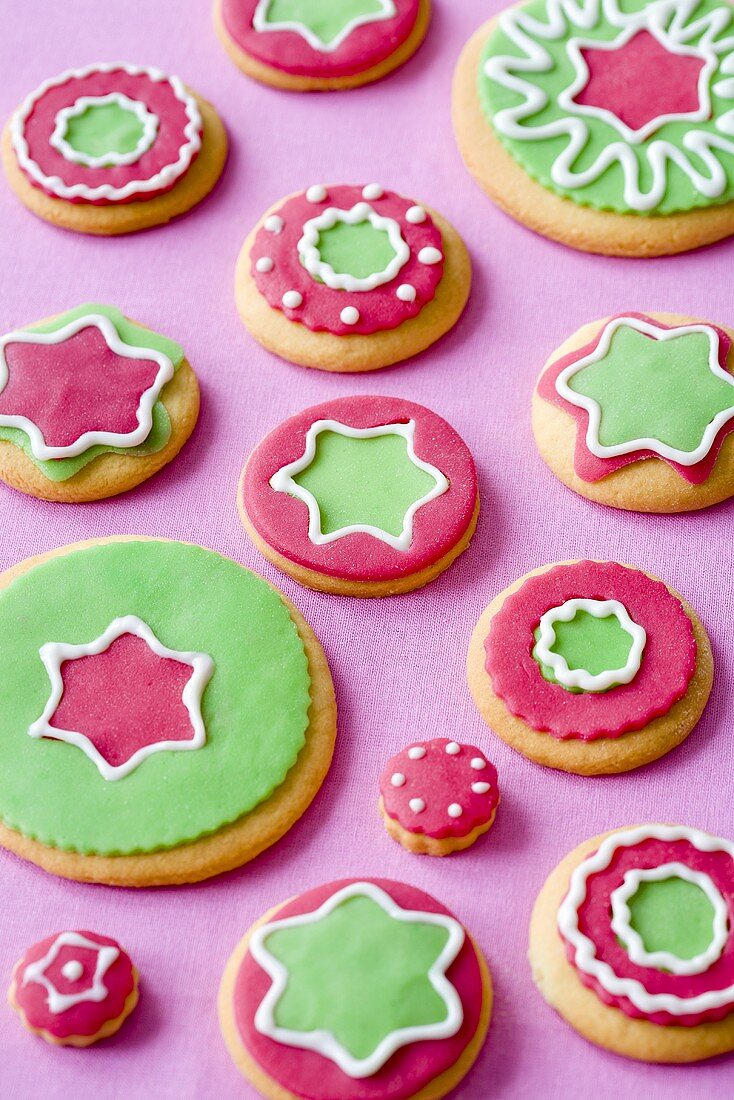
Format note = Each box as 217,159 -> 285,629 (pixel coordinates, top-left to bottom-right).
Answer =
28,616 -> 214,780
573,30 -> 706,136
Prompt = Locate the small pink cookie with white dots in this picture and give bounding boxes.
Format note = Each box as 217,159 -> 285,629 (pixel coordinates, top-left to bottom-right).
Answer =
379,738 -> 499,856
8,930 -> 139,1047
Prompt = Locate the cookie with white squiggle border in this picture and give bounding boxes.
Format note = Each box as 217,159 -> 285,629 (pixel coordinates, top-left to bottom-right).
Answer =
453,0 -> 734,256
530,825 -> 734,1061
235,184 -> 471,372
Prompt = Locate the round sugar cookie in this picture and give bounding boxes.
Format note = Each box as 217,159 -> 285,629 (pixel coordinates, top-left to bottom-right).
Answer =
533,311 -> 734,513
239,394 -> 479,596
218,878 -> 492,1099
467,560 -> 713,775
214,0 -> 430,91
453,1 -> 734,256
8,930 -> 139,1047
379,738 -> 500,856
0,304 -> 199,502
529,825 -> 734,1062
235,184 -> 471,372
0,537 -> 336,886
3,63 -> 227,235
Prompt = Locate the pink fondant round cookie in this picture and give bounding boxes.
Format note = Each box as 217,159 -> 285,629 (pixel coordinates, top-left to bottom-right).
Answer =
379,738 -> 499,855
239,395 -> 479,597
530,825 -> 734,1061
218,878 -> 492,1099
2,63 -> 227,234
235,184 -> 471,371
467,560 -> 713,775
214,0 -> 430,92
8,930 -> 138,1047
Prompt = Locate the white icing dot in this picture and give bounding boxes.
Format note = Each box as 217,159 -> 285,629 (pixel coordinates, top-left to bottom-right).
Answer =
409,798 -> 426,813
448,803 -> 463,818
472,782 -> 491,794
445,741 -> 461,755
406,205 -> 427,224
362,183 -> 383,200
306,184 -> 327,203
264,215 -> 284,233
407,746 -> 426,760
396,284 -> 417,303
340,306 -> 360,326
256,256 -> 274,273
418,246 -> 443,265
391,772 -> 406,787
470,758 -> 486,770
61,960 -> 84,982
282,291 -> 303,309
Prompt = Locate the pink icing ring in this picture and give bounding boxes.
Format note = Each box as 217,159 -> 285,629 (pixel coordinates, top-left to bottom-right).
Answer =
221,0 -> 421,80
380,738 -> 499,840
12,930 -> 136,1040
484,561 -> 697,740
250,186 -> 444,336
233,878 -> 484,1100
538,312 -> 734,485
562,834 -> 734,1026
14,66 -> 201,205
242,395 -> 478,584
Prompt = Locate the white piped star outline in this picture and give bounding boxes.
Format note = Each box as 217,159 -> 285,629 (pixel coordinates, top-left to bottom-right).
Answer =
253,0 -> 397,52
249,881 -> 465,1078
28,615 -> 214,781
269,418 -> 450,552
22,932 -> 119,1014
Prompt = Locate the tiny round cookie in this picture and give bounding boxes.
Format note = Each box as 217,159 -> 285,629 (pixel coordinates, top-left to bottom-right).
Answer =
3,63 -> 227,235
240,395 -> 479,596
529,824 -> 734,1062
8,930 -> 139,1047
214,0 -> 430,92
0,303 -> 199,502
533,311 -> 734,513
379,738 -> 499,855
0,537 -> 336,886
467,560 -> 713,775
235,184 -> 471,372
219,878 -> 492,1098
453,0 -> 734,256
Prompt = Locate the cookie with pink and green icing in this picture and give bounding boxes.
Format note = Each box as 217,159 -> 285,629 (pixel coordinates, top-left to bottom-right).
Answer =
533,311 -> 734,512
235,184 -> 471,372
9,930 -> 139,1047
467,560 -> 714,775
0,303 -> 200,502
530,825 -> 734,1061
218,878 -> 492,1099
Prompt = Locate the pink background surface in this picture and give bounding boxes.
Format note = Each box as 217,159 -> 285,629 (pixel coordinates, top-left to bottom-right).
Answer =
1,2 -> 733,1097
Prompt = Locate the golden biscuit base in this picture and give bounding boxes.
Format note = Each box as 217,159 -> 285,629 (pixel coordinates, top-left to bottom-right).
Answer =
379,796 -> 498,856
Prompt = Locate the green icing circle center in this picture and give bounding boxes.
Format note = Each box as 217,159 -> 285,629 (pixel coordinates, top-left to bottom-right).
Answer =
64,102 -> 146,161
533,609 -> 633,693
263,0 -> 386,45
627,876 -> 717,961
314,220 -> 397,281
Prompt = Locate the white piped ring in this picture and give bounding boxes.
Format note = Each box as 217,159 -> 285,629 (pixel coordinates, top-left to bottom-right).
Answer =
50,92 -> 159,168
534,597 -> 646,692
297,203 -> 409,292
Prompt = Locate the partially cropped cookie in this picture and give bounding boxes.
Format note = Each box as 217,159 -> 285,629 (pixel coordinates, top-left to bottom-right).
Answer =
530,825 -> 734,1062
240,394 -> 479,596
533,311 -> 734,512
219,878 -> 492,1098
9,930 -> 138,1046
3,63 -> 227,235
467,560 -> 713,775
0,304 -> 199,502
235,184 -> 470,371
453,0 -> 734,256
379,738 -> 499,855
214,0 -> 430,91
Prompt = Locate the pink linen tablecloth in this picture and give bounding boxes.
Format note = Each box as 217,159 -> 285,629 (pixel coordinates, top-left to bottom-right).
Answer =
1,2 -> 733,1097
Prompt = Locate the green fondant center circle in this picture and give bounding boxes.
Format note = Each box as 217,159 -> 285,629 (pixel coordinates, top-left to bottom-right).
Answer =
627,876 -> 717,961
0,541 -> 311,855
533,609 -> 633,692
64,101 -> 146,161
315,220 -> 397,281
264,0 -> 386,45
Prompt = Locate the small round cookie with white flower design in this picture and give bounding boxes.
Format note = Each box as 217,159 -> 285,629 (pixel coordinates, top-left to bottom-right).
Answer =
8,930 -> 139,1046
235,184 -> 470,372
379,738 -> 499,855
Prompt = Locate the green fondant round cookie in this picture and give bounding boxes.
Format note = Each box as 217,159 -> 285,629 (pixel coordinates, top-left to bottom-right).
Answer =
0,538 -> 336,886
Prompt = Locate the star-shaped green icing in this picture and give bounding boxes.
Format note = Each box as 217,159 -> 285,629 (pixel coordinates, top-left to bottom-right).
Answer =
567,325 -> 734,457
259,0 -> 390,49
